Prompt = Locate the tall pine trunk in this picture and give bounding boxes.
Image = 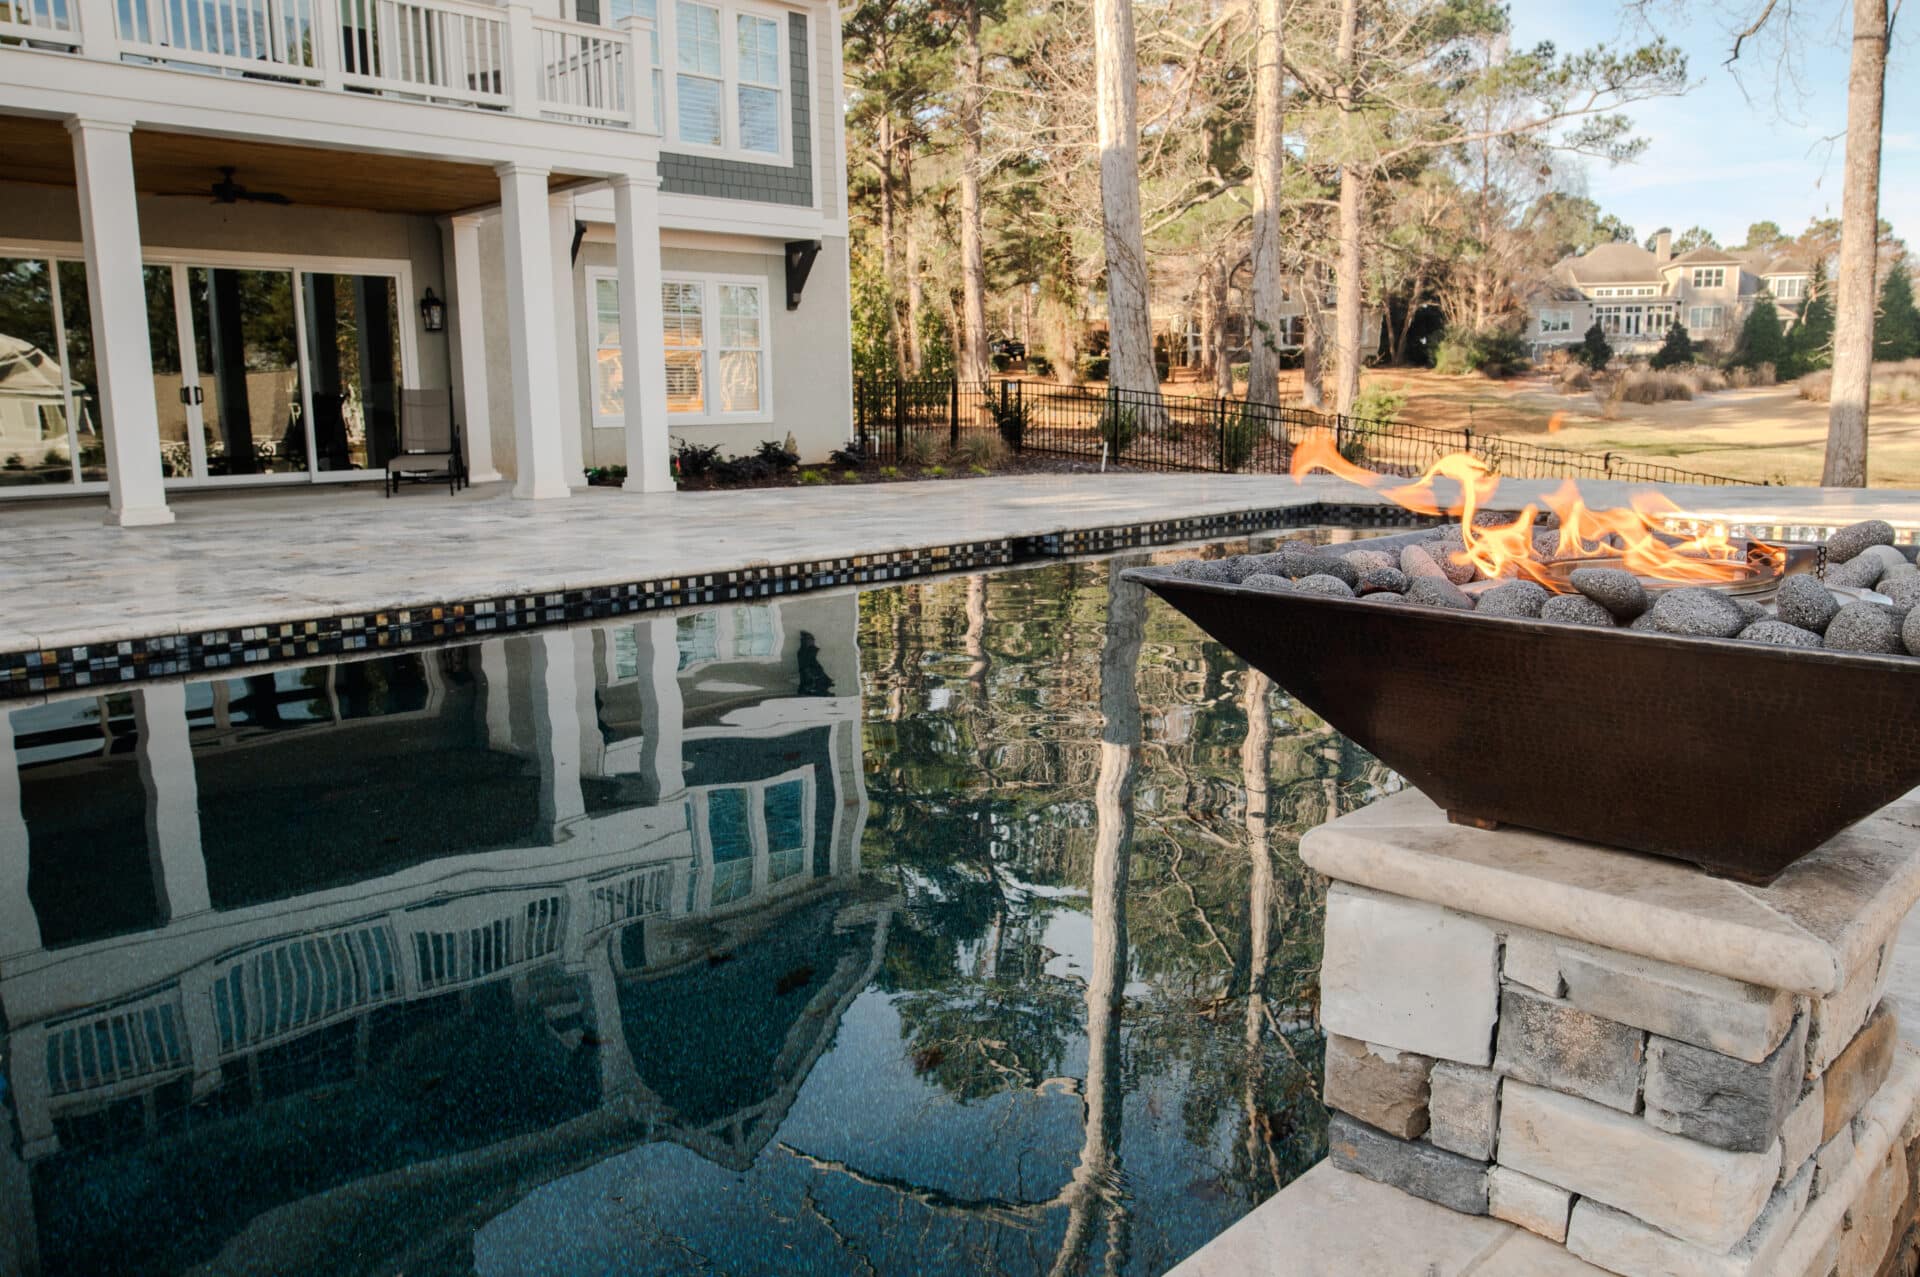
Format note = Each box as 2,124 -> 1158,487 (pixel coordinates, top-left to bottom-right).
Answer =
1300,267 -> 1326,410
958,1 -> 991,384
1823,0 -> 1889,487
1246,0 -> 1286,407
1092,0 -> 1157,397
1332,0 -> 1363,415
877,116 -> 905,375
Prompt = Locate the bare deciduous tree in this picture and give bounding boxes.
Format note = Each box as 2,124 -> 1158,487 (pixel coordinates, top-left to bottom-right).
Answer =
1823,0 -> 1892,486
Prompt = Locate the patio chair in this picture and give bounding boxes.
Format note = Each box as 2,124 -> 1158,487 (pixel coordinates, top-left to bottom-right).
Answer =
385,389 -> 466,496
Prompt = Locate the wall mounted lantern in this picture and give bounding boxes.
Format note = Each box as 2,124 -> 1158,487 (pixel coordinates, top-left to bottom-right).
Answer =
420,287 -> 446,333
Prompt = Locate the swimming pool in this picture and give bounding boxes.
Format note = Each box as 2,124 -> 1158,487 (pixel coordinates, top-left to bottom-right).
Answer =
0,533 -> 1395,1276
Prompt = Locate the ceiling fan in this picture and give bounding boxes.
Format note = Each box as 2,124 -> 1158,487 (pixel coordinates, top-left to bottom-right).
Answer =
210,166 -> 292,206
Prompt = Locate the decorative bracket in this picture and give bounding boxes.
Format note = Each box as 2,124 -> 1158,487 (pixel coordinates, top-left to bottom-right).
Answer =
785,239 -> 823,311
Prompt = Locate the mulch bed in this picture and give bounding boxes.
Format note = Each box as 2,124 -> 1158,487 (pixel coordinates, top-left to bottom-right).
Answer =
669,453 -> 1149,492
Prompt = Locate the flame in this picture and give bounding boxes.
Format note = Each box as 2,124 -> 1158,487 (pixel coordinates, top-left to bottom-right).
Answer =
1288,429 -> 1750,587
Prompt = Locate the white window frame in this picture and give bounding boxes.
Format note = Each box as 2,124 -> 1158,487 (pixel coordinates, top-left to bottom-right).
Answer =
659,0 -> 794,166
1691,267 -> 1726,290
1687,305 -> 1725,330
659,270 -> 773,426
1538,309 -> 1572,334
587,267 -> 626,429
1772,276 -> 1807,300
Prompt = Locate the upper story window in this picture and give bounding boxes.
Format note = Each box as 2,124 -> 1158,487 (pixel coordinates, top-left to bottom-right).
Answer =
670,0 -> 791,161
1690,267 -> 1726,290
1772,276 -> 1807,300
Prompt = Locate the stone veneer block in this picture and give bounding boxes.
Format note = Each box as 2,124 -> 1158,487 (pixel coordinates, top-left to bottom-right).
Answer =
1298,788 -> 1920,998
1325,1113 -> 1490,1215
1323,1034 -> 1434,1139
1494,987 -> 1645,1112
1486,1165 -> 1571,1243
1498,1080 -> 1780,1252
1836,1139 -> 1913,1277
1813,1124 -> 1853,1198
1321,884 -> 1499,1065
1565,1159 -> 1813,1277
1643,1014 -> 1807,1153
1558,944 -> 1798,1064
1810,937 -> 1893,1073
1502,932 -> 1565,997
1427,1062 -> 1499,1160
1823,1003 -> 1897,1140
1778,1079 -> 1824,1185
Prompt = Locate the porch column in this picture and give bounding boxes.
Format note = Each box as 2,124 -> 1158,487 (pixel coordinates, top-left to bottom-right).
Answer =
613,173 -> 675,493
0,1041 -> 40,1277
444,214 -> 502,484
134,683 -> 211,921
634,616 -> 684,804
495,163 -> 571,500
530,630 -> 586,839
548,191 -> 587,487
0,710 -> 43,960
67,118 -> 173,527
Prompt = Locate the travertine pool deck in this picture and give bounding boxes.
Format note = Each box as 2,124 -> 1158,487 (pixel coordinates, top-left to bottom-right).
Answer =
3,472 -> 1917,697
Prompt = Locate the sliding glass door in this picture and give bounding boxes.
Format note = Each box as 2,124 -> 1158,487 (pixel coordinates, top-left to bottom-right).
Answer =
0,256 -> 102,488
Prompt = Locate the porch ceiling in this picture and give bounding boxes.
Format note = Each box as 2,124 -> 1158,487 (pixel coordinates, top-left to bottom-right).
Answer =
1,114 -> 590,217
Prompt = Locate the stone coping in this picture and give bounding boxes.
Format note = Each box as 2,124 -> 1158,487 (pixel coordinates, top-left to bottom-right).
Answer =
1300,788 -> 1920,997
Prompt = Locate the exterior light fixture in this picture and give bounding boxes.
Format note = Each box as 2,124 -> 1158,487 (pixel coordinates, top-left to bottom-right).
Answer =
419,287 -> 446,333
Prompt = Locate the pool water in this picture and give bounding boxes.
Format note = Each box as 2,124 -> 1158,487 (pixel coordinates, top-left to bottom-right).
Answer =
0,535 -> 1398,1276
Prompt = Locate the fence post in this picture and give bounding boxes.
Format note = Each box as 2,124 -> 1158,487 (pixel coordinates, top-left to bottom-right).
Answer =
1216,395 -> 1227,472
857,378 -> 867,454
1462,426 -> 1473,456
893,378 -> 905,460
1013,380 -> 1023,453
1604,451 -> 1615,479
949,378 -> 960,447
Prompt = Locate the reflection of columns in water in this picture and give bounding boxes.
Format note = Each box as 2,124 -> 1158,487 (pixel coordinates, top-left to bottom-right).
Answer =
135,683 -> 210,921
1,710 -> 43,959
583,933 -> 639,1101
635,617 -> 684,805
0,1038 -> 41,1277
531,631 -> 587,838
1241,669 -> 1279,1189
480,640 -> 515,752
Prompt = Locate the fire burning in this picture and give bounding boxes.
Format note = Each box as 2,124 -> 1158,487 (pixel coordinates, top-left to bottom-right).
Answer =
1287,429 -> 1765,590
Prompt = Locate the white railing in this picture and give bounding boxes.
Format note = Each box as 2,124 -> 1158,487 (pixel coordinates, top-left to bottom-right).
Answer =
0,0 -> 80,48
411,893 -> 566,992
589,864 -> 674,931
534,16 -> 631,126
114,0 -> 323,81
43,987 -> 188,1099
337,0 -> 507,108
212,920 -> 403,1054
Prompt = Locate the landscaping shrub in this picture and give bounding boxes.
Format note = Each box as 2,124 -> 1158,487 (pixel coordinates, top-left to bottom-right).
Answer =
755,438 -> 800,472
839,470 -> 861,482
1556,365 -> 1592,394
1575,322 -> 1614,372
672,439 -> 723,478
1609,369 -> 1695,405
1029,354 -> 1054,377
1736,295 -> 1786,369
1649,321 -> 1694,370
829,440 -> 870,468
1099,404 -> 1138,457
798,468 -> 827,485
991,352 -> 1012,372
1876,262 -> 1920,363
1797,358 -> 1920,404
899,432 -> 937,467
1230,361 -> 1249,385
952,431 -> 1006,468
991,399 -> 1028,450
1350,383 -> 1408,425
1079,354 -> 1110,382
1220,411 -> 1259,472
1433,327 -> 1528,377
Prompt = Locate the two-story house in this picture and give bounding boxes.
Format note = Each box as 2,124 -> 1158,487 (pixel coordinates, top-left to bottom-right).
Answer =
0,0 -> 851,525
1524,230 -> 1814,360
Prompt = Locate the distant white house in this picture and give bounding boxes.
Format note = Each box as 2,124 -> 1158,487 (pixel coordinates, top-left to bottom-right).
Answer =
1524,230 -> 1814,358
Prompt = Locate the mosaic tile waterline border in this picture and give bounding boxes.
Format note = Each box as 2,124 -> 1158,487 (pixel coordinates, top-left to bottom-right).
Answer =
0,501 -> 1471,700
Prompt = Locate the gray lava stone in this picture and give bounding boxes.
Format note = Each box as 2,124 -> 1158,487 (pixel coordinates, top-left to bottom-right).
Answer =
1644,587 -> 1749,638
1738,620 -> 1824,648
1629,612 -> 1659,631
1294,573 -> 1356,599
1342,549 -> 1396,574
1477,581 -> 1551,619
1421,529 -> 1479,583
1570,567 -> 1650,621
1860,545 -> 1911,575
1733,596 -> 1768,625
1241,573 -> 1295,593
1172,559 -> 1236,581
1235,551 -> 1294,579
1775,574 -> 1842,634
1828,554 -> 1885,590
1360,591 -> 1407,604
1825,601 -> 1905,654
1825,519 -> 1897,564
1906,608 -> 1920,657
1358,566 -> 1410,595
1278,550 -> 1358,586
1406,575 -> 1474,610
1884,575 -> 1920,611
1401,544 -> 1448,580
1540,593 -> 1615,627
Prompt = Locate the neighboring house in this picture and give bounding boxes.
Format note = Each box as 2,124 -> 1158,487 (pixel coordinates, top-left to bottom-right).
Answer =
1165,286 -> 1382,375
1524,230 -> 1814,358
0,0 -> 851,524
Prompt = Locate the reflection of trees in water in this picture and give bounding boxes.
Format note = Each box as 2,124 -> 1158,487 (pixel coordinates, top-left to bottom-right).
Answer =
851,545 -> 1393,1254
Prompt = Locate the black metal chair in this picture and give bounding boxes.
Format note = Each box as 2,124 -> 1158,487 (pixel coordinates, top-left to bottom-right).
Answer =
385,389 -> 466,496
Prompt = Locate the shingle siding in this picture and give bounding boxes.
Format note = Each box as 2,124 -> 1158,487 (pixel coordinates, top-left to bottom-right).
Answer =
660,12 -> 813,208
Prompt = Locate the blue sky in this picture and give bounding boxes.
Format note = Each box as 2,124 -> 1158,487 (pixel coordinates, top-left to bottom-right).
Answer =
1507,1 -> 1917,249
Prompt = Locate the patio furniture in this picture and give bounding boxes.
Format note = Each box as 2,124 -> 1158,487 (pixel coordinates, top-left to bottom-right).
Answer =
386,389 -> 466,496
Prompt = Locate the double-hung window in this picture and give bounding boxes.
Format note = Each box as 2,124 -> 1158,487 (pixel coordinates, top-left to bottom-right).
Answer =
1772,276 -> 1807,300
587,270 -> 771,426
1687,305 -> 1725,330
1538,309 -> 1572,334
668,0 -> 789,161
1691,267 -> 1725,290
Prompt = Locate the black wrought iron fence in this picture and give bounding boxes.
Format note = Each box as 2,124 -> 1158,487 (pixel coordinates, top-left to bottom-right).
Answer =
850,377 -> 1755,486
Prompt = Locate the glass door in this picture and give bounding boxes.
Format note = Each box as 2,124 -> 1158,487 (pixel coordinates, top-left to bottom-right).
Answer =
183,267 -> 308,478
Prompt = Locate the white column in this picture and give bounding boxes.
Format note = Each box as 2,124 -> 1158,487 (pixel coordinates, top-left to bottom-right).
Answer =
67,118 -> 173,527
634,616 -> 684,803
480,639 -> 515,750
531,630 -> 586,838
134,683 -> 210,921
549,191 -> 587,487
584,935 -> 640,1099
5,1022 -> 56,1160
444,214 -> 501,483
0,1042 -> 40,1277
496,163 -> 571,500
0,712 -> 42,960
613,172 -> 675,494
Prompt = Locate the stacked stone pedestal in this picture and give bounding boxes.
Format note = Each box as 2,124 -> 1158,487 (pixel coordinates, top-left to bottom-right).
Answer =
1304,788 -> 1920,1277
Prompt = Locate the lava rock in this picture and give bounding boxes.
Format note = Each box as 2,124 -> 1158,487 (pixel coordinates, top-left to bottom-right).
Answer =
1281,551 -> 1358,587
1891,574 -> 1920,612
1738,620 -> 1824,648
1402,544 -> 1448,579
1825,601 -> 1905,654
1828,555 -> 1885,590
1358,566 -> 1410,595
1859,545 -> 1911,576
1477,581 -> 1551,619
1171,559 -> 1236,582
1295,573 -> 1356,599
1540,594 -> 1616,627
1732,596 -> 1768,625
1241,572 -> 1295,594
1644,588 -> 1749,638
1825,519 -> 1896,564
1881,561 -> 1920,586
1628,613 -> 1659,632
1361,591 -> 1408,604
1343,549 -> 1397,574
1906,608 -> 1920,657
1420,530 -> 1479,584
1406,575 -> 1475,610
1776,574 -> 1842,635
1569,568 -> 1650,621
1235,551 -> 1295,579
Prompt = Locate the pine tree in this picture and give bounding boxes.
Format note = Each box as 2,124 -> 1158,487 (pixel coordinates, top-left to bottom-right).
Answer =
1650,320 -> 1694,369
1875,261 -> 1920,362
1576,321 -> 1612,371
1786,263 -> 1835,377
1738,294 -> 1786,370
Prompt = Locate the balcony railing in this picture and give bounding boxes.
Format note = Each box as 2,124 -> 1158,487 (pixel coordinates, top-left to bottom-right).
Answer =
2,0 -> 655,131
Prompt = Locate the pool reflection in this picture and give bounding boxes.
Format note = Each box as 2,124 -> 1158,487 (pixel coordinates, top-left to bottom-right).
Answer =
0,551 -> 1391,1276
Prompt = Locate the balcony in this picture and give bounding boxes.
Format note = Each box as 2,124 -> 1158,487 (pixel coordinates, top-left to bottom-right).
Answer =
0,0 -> 654,131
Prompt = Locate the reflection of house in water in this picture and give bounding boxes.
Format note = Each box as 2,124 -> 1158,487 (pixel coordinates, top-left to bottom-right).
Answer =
0,596 -> 875,1277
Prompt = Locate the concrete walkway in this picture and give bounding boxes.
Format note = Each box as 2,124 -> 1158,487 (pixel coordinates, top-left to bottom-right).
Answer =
2,472 -> 1916,656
